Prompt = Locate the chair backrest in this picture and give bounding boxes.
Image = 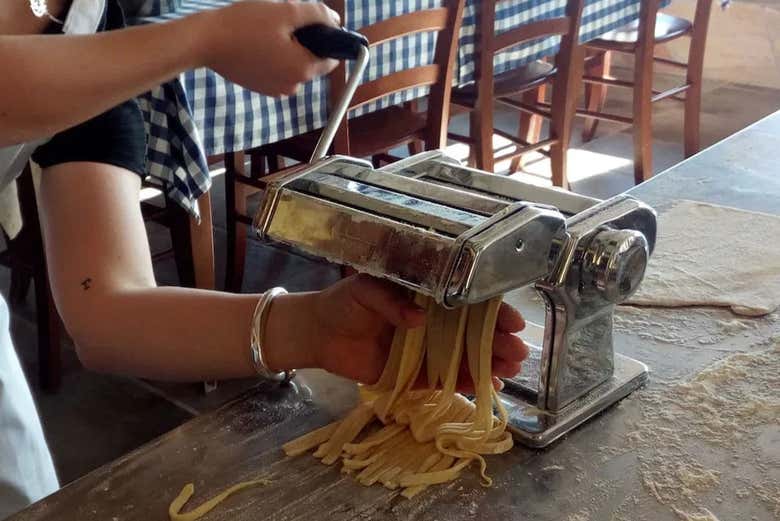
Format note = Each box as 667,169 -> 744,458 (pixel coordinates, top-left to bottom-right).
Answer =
474,0 -> 585,110
326,0 -> 466,153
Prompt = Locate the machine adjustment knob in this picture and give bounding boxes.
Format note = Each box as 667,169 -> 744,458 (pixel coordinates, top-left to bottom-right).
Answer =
582,229 -> 649,304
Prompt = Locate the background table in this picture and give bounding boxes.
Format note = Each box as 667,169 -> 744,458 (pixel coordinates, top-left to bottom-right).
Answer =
10,111 -> 779,521
134,0 -> 660,215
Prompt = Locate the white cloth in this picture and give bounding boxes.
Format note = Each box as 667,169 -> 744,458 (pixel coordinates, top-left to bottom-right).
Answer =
0,296 -> 58,520
0,182 -> 22,240
0,1 -> 106,516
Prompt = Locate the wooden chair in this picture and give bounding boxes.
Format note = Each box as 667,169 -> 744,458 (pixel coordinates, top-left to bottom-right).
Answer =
448,0 -> 585,189
223,0 -> 466,292
579,0 -> 715,184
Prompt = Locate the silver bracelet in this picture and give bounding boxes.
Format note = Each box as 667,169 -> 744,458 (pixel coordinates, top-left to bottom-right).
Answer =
29,0 -> 64,24
249,287 -> 295,383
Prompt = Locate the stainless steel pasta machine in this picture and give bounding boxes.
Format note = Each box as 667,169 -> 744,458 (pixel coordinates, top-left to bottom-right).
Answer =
252,150 -> 656,447
254,24 -> 656,447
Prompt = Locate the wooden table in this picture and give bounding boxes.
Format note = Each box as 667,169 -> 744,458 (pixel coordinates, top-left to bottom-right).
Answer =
11,112 -> 780,521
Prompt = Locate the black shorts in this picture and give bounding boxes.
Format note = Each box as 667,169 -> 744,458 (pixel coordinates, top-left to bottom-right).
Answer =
31,0 -> 147,179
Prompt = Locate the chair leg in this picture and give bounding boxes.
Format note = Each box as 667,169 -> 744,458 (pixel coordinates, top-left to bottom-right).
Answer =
683,0 -> 713,158
224,152 -> 248,293
470,107 -> 495,173
189,191 -> 215,290
466,142 -> 476,168
14,168 -> 62,392
267,155 -> 283,173
633,56 -> 654,184
510,85 -> 547,173
403,99 -> 425,156
683,83 -> 701,158
549,144 -> 567,190
9,268 -> 32,306
549,41 -> 584,189
35,273 -> 61,393
169,202 -> 196,288
631,0 -> 658,184
633,95 -> 653,183
582,50 -> 611,143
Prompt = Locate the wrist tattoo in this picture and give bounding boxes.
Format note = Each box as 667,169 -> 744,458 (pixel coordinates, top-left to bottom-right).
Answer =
81,278 -> 92,291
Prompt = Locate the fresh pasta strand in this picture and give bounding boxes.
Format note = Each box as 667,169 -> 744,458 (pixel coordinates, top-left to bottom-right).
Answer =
283,295 -> 513,498
168,479 -> 270,521
281,420 -> 341,457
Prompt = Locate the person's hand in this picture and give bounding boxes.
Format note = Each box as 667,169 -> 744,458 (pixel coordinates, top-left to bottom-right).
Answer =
279,275 -> 529,390
199,1 -> 341,96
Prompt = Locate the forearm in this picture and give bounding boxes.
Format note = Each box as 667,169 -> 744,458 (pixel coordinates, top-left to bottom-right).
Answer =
0,15 -> 207,146
70,286 -> 317,381
38,162 -> 320,382
1,0 -> 339,146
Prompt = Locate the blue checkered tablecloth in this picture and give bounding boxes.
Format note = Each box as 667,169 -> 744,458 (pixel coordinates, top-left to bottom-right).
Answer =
136,0 -> 182,16
134,0 -> 661,216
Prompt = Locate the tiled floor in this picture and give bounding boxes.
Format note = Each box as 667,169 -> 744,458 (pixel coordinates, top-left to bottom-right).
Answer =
2,0 -> 779,491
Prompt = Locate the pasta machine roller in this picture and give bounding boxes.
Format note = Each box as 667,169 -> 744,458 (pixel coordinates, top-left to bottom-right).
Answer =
253,150 -> 656,447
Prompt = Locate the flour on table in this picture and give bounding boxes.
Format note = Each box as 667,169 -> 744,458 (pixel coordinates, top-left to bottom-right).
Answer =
628,200 -> 780,317
624,336 -> 780,519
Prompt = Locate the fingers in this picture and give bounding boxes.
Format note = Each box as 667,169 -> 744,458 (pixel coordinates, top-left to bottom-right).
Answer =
492,331 -> 528,364
452,331 -> 525,392
310,57 -> 339,78
287,1 -> 341,28
273,39 -> 336,95
492,358 -> 522,379
347,275 -> 426,328
325,4 -> 341,26
279,2 -> 341,94
454,376 -> 506,395
496,302 -> 525,333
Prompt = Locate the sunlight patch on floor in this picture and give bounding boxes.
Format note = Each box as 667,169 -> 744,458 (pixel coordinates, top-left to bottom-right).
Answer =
444,133 -> 634,188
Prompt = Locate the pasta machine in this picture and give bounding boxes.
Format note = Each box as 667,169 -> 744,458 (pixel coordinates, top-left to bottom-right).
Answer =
252,150 -> 657,447
253,24 -> 656,447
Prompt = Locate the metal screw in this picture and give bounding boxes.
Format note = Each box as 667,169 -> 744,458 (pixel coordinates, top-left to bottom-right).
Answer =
515,239 -> 525,253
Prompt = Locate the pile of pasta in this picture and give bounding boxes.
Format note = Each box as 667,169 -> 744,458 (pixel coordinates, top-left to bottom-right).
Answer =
283,295 -> 512,498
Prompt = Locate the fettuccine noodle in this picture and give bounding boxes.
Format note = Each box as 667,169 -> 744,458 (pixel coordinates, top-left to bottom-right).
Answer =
283,295 -> 512,498
168,479 -> 271,521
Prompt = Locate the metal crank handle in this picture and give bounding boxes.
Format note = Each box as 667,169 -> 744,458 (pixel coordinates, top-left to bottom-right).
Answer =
293,24 -> 370,161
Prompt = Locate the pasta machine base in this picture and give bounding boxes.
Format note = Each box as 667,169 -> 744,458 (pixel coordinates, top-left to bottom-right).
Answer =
502,349 -> 648,447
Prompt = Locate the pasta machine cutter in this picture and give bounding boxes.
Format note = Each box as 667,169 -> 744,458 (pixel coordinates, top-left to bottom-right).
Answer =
254,25 -> 657,447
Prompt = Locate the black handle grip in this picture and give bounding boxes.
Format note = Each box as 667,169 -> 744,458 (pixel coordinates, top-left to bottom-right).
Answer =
293,24 -> 368,61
